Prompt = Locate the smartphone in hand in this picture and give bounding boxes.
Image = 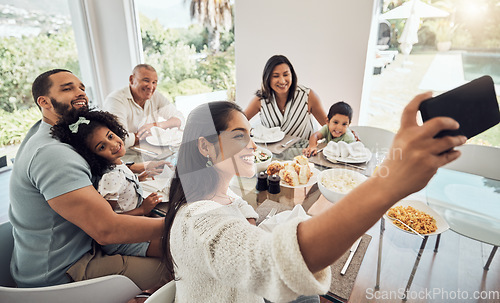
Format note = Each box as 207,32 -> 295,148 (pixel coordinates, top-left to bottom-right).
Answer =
419,75 -> 500,138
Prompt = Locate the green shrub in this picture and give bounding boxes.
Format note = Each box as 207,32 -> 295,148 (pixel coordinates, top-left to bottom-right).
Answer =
0,107 -> 41,146
171,78 -> 212,98
0,28 -> 79,113
197,44 -> 235,91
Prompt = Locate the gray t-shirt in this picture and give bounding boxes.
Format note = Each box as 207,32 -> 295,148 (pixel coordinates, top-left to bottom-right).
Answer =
9,120 -> 93,287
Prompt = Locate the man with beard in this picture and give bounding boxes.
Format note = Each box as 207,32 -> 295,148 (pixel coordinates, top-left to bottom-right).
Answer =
104,64 -> 184,148
9,69 -> 167,291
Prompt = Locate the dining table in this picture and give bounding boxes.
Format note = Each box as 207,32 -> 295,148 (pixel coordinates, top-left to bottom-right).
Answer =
426,167 -> 500,270
122,134 -> 500,302
129,134 -> 378,302
228,138 -> 377,302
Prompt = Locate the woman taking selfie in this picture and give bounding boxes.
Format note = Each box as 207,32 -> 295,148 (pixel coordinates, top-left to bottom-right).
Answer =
162,94 -> 465,302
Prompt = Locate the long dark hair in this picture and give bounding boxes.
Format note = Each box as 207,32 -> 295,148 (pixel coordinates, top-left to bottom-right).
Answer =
50,108 -> 128,177
162,101 -> 244,279
256,55 -> 298,104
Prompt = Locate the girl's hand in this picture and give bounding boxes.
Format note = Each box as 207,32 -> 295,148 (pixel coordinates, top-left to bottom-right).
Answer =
376,92 -> 467,200
138,171 -> 149,182
145,160 -> 171,172
302,146 -> 317,157
140,192 -> 162,215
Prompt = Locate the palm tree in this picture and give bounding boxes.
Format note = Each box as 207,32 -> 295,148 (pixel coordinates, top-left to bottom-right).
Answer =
188,0 -> 232,52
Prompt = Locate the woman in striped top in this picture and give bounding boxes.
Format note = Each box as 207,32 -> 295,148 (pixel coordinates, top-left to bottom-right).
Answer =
244,55 -> 328,140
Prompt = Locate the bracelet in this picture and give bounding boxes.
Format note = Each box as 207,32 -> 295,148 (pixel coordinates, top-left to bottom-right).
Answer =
135,291 -> 152,298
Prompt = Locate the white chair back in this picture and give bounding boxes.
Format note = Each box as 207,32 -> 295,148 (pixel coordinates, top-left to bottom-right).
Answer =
145,280 -> 176,303
350,125 -> 395,153
0,220 -> 142,303
0,275 -> 141,303
442,144 -> 500,180
0,221 -> 15,287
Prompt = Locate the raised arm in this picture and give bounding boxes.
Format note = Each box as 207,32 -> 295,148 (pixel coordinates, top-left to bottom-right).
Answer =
297,92 -> 467,273
244,96 -> 262,121
308,89 -> 328,126
48,186 -> 163,245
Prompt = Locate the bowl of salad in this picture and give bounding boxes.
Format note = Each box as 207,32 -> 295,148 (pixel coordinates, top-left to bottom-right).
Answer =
254,148 -> 273,174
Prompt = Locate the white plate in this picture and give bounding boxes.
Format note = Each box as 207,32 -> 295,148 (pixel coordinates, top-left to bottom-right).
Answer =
383,200 -> 449,236
146,129 -> 183,147
278,161 -> 320,188
252,131 -> 285,144
325,148 -> 372,164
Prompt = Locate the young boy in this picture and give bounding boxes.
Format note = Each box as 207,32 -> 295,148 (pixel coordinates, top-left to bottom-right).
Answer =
303,101 -> 356,157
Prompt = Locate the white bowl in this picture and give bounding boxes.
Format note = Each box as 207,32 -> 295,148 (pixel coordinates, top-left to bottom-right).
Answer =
318,168 -> 368,203
254,147 -> 273,174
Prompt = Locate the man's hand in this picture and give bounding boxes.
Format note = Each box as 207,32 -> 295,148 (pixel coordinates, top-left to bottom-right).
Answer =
137,123 -> 156,141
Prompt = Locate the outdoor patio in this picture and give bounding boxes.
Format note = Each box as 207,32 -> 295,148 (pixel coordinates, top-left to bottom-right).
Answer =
364,50 -> 500,146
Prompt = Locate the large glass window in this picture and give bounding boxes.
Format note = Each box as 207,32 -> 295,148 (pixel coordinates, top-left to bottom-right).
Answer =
0,0 -> 82,161
135,0 -> 235,118
364,0 -> 500,147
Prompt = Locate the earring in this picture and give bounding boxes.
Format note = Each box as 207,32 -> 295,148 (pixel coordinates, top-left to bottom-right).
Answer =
206,155 -> 213,167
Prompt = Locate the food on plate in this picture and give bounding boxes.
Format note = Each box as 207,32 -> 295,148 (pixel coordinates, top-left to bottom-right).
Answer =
298,164 -> 311,184
386,205 -> 437,234
281,170 -> 299,187
266,161 -> 284,176
253,149 -> 271,163
321,170 -> 366,194
266,157 -> 313,186
294,155 -> 308,166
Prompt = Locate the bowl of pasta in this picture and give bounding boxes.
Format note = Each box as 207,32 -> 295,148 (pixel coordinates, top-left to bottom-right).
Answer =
318,168 -> 368,203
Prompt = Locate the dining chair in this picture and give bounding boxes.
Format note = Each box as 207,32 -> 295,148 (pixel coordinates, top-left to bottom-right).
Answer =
349,125 -> 395,153
351,126 -> 396,291
0,221 -> 143,302
144,280 -> 176,303
436,144 -> 500,270
0,221 -> 15,287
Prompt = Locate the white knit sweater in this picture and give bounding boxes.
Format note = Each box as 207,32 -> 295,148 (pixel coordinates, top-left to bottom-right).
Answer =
170,198 -> 331,302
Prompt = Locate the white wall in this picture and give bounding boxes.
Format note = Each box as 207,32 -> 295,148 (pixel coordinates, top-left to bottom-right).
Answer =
235,0 -> 377,125
70,0 -> 143,106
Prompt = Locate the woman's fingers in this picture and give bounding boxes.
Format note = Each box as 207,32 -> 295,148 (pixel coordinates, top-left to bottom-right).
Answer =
430,133 -> 467,155
420,116 -> 460,139
400,91 -> 433,129
434,149 -> 462,167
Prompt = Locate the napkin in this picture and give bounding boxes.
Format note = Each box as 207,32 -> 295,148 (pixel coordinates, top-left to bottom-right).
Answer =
150,126 -> 182,145
323,141 -> 368,160
253,124 -> 282,141
140,165 -> 174,201
258,204 -> 311,232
